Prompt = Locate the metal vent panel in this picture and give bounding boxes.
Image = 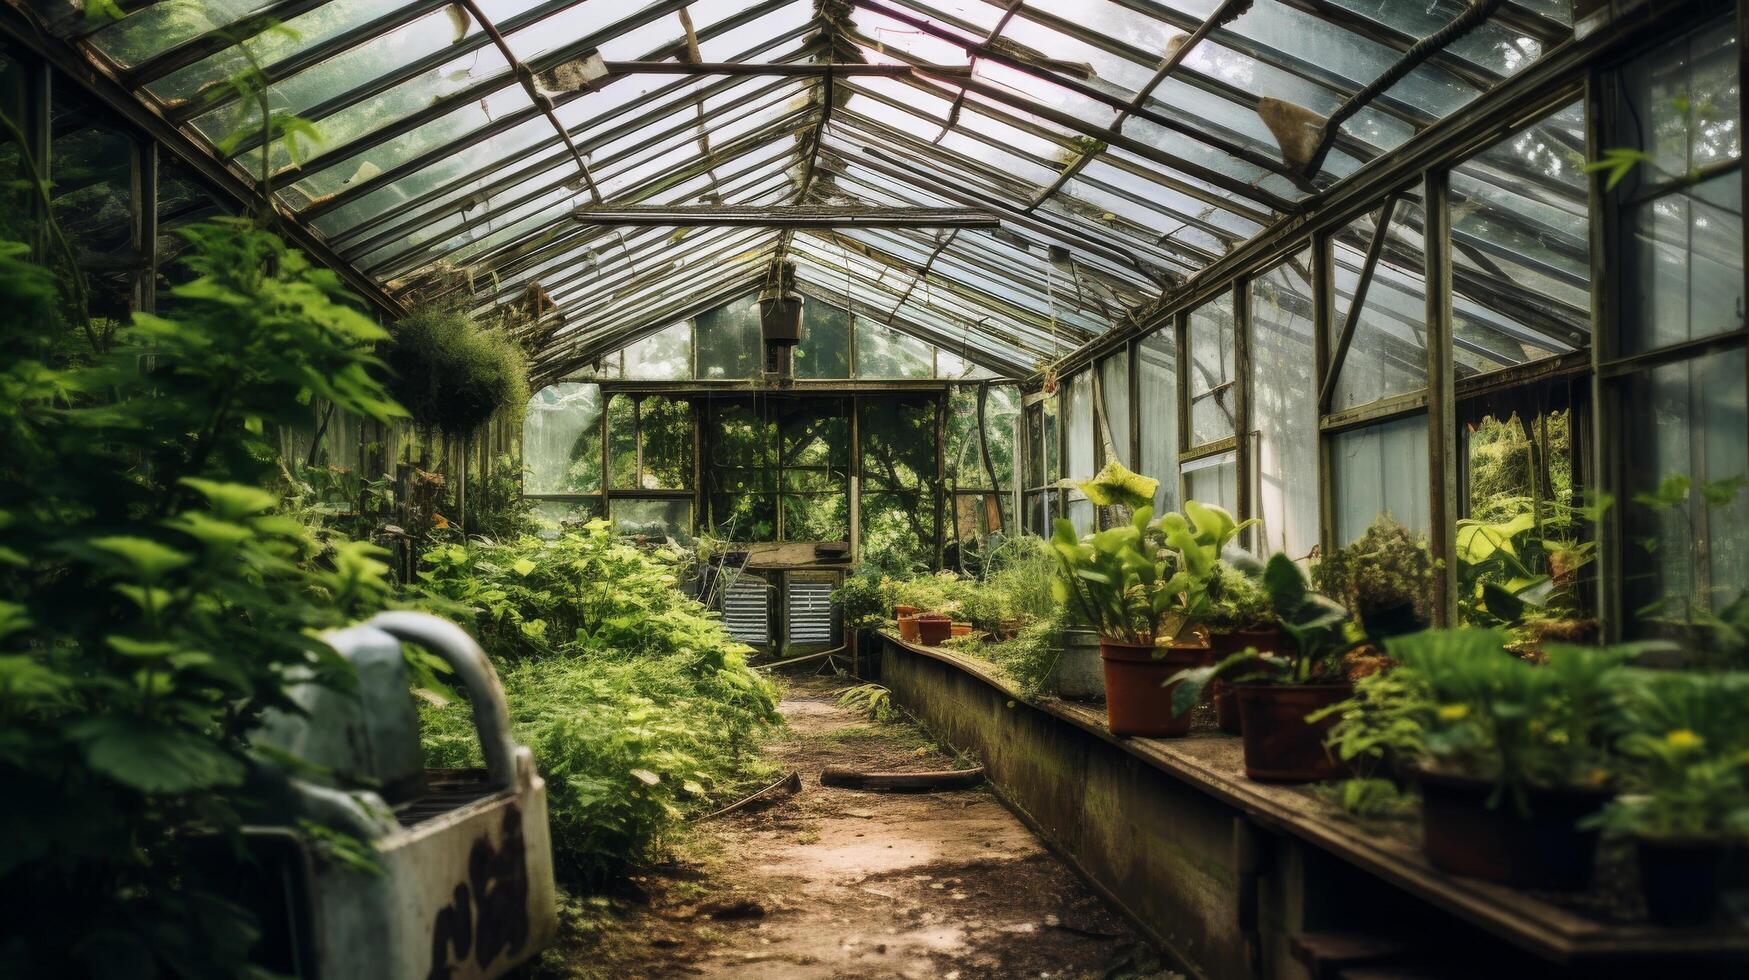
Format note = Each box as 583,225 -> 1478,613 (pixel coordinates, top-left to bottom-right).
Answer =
721,572 -> 770,646
786,576 -> 836,646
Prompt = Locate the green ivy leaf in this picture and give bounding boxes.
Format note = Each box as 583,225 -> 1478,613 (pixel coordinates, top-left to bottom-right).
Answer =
89,536 -> 192,580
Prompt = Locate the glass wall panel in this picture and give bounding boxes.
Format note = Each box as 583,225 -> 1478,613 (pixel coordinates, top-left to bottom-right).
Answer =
1331,201 -> 1429,409
621,322 -> 692,380
704,400 -> 777,541
1250,251 -> 1320,559
795,297 -> 852,378
1187,294 -> 1237,446
1099,350 -> 1132,467
779,400 -> 850,542
695,293 -> 762,379
1330,415 -> 1430,545
612,499 -> 693,544
856,318 -> 934,377
1138,328 -> 1179,515
1022,395 -> 1059,535
523,383 -> 603,494
860,396 -> 939,572
1183,450 -> 1238,516
1619,349 -> 1748,632
1066,370 -> 1096,481
984,385 -> 1019,494
1448,100 -> 1590,377
531,498 -> 603,531
1620,175 -> 1744,355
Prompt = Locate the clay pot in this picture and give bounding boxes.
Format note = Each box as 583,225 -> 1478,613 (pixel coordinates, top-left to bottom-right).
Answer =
1417,770 -> 1611,890
917,614 -> 952,646
1637,836 -> 1737,925
1209,627 -> 1285,735
893,604 -> 920,618
1101,638 -> 1211,737
1234,683 -> 1350,782
950,622 -> 973,638
896,614 -> 921,643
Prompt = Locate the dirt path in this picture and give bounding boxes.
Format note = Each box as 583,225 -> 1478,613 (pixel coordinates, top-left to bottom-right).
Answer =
544,673 -> 1175,979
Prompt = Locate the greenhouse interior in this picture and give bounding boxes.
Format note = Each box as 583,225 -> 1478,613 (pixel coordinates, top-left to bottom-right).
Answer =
3,0 -> 1749,977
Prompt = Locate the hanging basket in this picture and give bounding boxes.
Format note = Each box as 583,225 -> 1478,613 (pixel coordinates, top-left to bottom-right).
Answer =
758,293 -> 804,345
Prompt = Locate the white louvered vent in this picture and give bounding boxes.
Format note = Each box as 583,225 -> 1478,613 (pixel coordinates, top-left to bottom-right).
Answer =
721,572 -> 770,646
786,576 -> 836,646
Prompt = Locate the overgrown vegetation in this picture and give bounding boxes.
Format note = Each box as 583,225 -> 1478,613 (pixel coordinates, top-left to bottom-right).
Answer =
0,217 -> 403,975
415,522 -> 782,887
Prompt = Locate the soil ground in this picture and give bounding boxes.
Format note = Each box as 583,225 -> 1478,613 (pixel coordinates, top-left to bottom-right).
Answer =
536,671 -> 1179,979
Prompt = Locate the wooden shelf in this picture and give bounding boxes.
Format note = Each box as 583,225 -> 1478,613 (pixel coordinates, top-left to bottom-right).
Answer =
879,631 -> 1749,967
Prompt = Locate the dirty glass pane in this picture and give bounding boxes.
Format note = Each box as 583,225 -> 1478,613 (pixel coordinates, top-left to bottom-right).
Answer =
530,497 -> 603,532
1619,349 -> 1749,635
780,401 -> 849,542
622,322 -> 692,380
856,318 -> 934,378
945,387 -> 982,487
695,293 -> 762,379
1617,16 -> 1740,191
704,400 -> 776,542
1331,201 -> 1429,410
1331,414 -> 1431,544
612,499 -> 693,545
984,386 -> 1019,493
795,296 -> 851,379
1618,174 -> 1744,355
1099,350 -> 1131,467
523,383 -> 602,494
1250,251 -> 1320,560
1449,100 -> 1590,372
1065,370 -> 1096,483
607,395 -> 638,491
639,396 -> 693,491
1188,293 -> 1237,446
1138,328 -> 1179,516
860,396 -> 939,571
1183,450 -> 1238,516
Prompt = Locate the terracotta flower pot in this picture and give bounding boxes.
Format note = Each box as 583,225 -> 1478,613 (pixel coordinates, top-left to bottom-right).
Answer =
1637,836 -> 1737,926
1209,627 -> 1284,735
950,622 -> 973,638
1234,683 -> 1350,782
1101,638 -> 1211,737
896,613 -> 921,643
893,604 -> 919,618
1416,770 -> 1611,890
917,614 -> 952,646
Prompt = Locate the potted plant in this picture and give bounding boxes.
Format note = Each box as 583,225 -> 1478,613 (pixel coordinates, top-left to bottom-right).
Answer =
1386,628 -> 1630,890
1205,561 -> 1280,734
917,612 -> 953,646
1052,463 -> 1246,737
1316,516 -> 1436,641
1592,670 -> 1749,924
1168,554 -> 1361,780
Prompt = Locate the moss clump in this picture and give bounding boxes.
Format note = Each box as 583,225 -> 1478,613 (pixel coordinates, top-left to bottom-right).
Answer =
382,304 -> 529,438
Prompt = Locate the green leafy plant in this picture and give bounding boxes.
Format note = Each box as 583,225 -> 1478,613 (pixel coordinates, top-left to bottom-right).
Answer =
415,523 -> 782,887
1591,670 -> 1749,839
831,565 -> 891,631
1167,554 -> 1360,715
1316,778 -> 1416,820
1204,562 -> 1275,633
1384,628 -> 1632,811
0,212 -> 404,976
1312,670 -> 1433,788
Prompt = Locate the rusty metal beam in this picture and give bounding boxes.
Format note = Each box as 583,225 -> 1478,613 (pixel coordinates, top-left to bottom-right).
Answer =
568,204 -> 1001,227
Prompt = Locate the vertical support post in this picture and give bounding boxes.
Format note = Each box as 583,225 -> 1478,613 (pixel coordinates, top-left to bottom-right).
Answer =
23,57 -> 51,257
1233,279 -> 1254,548
600,392 -> 612,521
1128,337 -> 1142,476
1313,232 -> 1336,560
692,398 -> 704,540
132,138 -> 157,314
934,389 -> 947,570
849,395 -> 862,560
1424,170 -> 1458,627
1589,63 -> 1622,640
1174,311 -> 1191,508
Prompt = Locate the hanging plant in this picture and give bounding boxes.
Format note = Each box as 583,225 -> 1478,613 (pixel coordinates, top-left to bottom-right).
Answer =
381,303 -> 530,438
